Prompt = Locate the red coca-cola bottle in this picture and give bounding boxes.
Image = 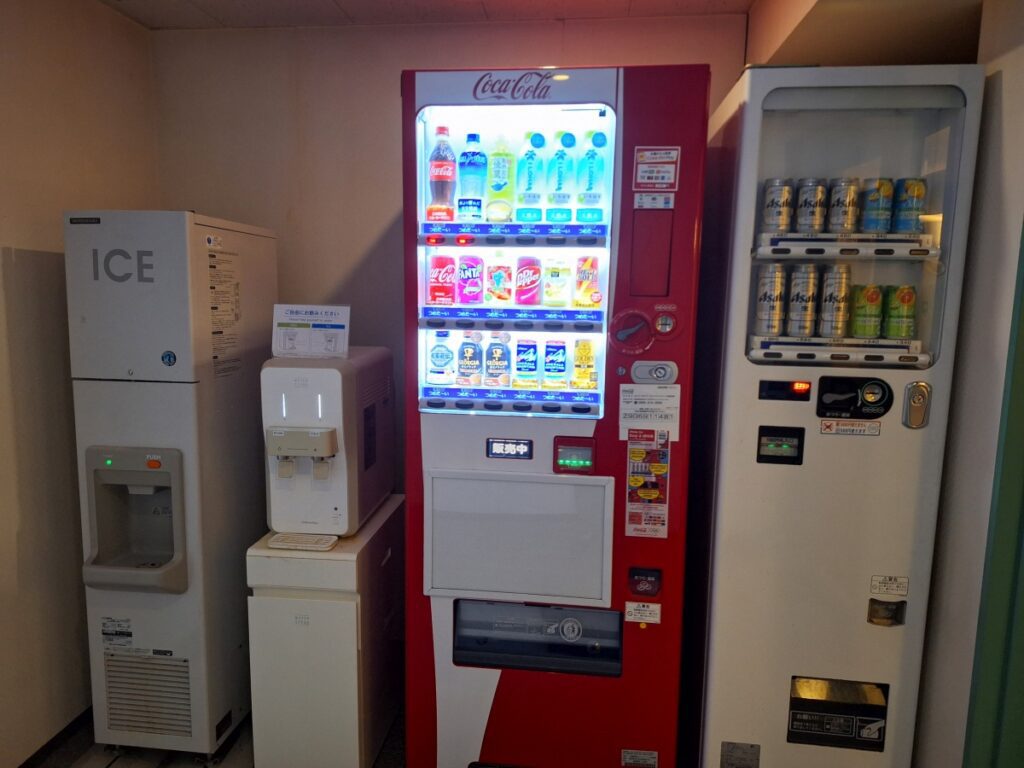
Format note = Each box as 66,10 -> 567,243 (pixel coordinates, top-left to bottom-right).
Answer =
427,126 -> 456,222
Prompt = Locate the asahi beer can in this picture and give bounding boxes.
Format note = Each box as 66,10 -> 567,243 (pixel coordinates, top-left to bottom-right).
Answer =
795,178 -> 828,233
893,178 -> 927,233
884,285 -> 917,338
852,284 -> 884,338
818,264 -> 851,338
860,178 -> 894,233
786,264 -> 819,338
754,263 -> 787,336
828,178 -> 860,234
761,178 -> 793,234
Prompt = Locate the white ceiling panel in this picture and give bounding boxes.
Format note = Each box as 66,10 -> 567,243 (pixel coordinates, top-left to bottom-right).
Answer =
188,0 -> 352,27
483,0 -> 630,22
97,0 -> 223,29
335,0 -> 488,25
97,0 -> 754,29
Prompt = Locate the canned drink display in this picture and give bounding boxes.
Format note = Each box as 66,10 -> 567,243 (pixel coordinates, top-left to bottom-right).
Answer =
515,256 -> 543,305
786,264 -> 819,338
456,255 -> 485,304
571,339 -> 598,390
893,178 -> 927,233
753,263 -> 787,336
828,178 -> 860,234
761,178 -> 794,234
484,332 -> 512,387
485,259 -> 513,304
851,284 -> 884,338
542,340 -> 568,389
860,178 -> 894,233
573,256 -> 602,309
513,338 -> 539,388
884,285 -> 917,339
456,331 -> 484,386
427,255 -> 457,305
426,330 -> 455,385
818,264 -> 851,338
795,178 -> 828,234
543,259 -> 572,307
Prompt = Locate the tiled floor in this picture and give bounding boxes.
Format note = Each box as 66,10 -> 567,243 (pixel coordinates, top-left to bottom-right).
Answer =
31,711 -> 404,768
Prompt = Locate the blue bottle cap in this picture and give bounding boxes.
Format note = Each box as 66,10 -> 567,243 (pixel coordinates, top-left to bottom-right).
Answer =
592,132 -> 607,148
530,132 -> 546,148
561,132 -> 576,148
466,133 -> 480,143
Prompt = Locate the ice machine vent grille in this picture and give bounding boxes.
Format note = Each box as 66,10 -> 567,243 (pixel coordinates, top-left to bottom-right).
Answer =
105,653 -> 192,736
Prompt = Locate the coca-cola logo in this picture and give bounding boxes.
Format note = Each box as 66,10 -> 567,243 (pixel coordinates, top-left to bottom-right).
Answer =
429,161 -> 455,179
430,264 -> 456,284
516,267 -> 541,289
473,71 -> 554,102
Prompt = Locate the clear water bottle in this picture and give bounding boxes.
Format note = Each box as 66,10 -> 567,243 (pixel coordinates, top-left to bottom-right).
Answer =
576,131 -> 607,223
457,133 -> 487,221
515,132 -> 546,223
545,132 -> 576,223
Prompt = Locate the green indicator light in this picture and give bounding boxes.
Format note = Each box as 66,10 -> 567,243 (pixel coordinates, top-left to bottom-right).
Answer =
105,459 -> 113,466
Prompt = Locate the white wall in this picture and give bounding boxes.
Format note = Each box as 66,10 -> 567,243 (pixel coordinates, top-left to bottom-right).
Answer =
0,1 -> 159,762
916,0 -> 1024,763
150,16 -> 747,483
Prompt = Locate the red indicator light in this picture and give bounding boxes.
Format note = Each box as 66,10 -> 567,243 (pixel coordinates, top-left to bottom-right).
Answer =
455,234 -> 475,246
425,234 -> 445,245
791,381 -> 811,394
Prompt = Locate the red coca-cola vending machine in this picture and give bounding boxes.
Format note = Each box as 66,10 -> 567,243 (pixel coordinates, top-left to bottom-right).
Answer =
402,65 -> 709,767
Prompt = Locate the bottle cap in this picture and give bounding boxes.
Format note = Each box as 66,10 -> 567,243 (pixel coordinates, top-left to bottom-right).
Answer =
436,126 -> 449,137
530,133 -> 546,148
561,132 -> 576,148
466,133 -> 480,143
592,132 -> 607,148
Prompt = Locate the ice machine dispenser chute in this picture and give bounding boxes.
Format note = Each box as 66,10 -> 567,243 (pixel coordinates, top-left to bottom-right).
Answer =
84,446 -> 187,593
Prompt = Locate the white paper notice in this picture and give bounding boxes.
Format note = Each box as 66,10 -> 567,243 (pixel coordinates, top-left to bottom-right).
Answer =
272,304 -> 350,358
619,384 -> 681,440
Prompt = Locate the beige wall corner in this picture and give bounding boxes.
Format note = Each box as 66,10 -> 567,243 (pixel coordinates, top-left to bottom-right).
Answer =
0,0 -> 159,762
746,0 -> 818,64
917,0 -> 1024,763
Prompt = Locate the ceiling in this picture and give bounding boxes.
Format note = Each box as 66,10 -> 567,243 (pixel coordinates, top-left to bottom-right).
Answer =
97,0 -> 755,29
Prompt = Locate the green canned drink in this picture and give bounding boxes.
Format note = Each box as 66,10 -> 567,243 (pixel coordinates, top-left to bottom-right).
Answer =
852,284 -> 883,338
884,284 -> 917,339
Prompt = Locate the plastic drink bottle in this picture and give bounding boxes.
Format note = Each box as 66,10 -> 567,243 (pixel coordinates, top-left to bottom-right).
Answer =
457,133 -> 487,221
426,126 -> 456,222
485,136 -> 516,223
576,131 -> 607,223
515,132 -> 546,223
545,132 -> 576,223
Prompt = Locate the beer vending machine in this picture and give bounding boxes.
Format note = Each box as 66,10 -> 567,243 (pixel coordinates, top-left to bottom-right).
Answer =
700,66 -> 983,768
402,66 -> 709,767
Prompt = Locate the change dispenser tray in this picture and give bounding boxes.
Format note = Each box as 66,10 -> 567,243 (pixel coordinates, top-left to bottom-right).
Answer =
83,446 -> 187,594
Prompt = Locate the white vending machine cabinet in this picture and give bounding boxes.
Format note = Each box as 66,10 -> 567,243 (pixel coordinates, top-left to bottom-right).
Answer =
247,494 -> 405,768
261,348 -> 395,536
699,66 -> 983,768
65,210 -> 277,754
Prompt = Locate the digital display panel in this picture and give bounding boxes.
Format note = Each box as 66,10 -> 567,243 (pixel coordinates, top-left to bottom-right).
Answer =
759,435 -> 800,458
